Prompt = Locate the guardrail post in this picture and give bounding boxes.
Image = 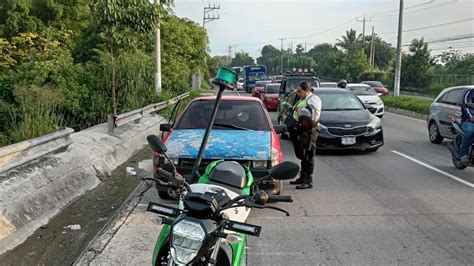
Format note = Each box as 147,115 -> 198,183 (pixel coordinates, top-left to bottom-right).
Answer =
108,114 -> 115,135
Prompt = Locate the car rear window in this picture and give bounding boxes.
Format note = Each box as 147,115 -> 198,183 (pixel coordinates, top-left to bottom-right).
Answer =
285,78 -> 320,92
176,100 -> 271,131
315,91 -> 365,111
255,81 -> 271,87
265,85 -> 280,94
363,81 -> 384,87
349,86 -> 377,95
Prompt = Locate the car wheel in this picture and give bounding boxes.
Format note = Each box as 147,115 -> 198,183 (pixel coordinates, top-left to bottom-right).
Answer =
157,189 -> 173,200
452,154 -> 467,170
366,147 -> 379,152
428,121 -> 443,144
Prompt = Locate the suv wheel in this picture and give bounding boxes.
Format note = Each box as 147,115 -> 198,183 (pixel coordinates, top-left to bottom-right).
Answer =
428,121 -> 443,144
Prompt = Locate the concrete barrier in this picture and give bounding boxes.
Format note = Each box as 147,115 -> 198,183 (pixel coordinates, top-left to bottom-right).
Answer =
0,128 -> 74,174
0,115 -> 164,255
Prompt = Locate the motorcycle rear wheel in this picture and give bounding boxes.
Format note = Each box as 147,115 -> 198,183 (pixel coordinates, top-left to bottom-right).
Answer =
452,154 -> 467,170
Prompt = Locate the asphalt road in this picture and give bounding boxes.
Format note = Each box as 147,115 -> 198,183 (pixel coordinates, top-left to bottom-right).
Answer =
80,91 -> 474,265
247,109 -> 474,265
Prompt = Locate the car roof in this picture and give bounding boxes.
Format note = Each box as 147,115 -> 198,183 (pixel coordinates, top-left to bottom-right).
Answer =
348,83 -> 371,87
320,82 -> 337,84
314,88 -> 351,93
194,96 -> 263,102
266,83 -> 280,86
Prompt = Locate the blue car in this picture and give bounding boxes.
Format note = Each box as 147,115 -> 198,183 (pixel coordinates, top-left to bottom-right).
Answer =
154,96 -> 284,199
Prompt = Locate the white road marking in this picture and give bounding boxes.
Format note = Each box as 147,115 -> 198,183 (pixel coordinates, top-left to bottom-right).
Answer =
385,112 -> 426,123
392,150 -> 474,188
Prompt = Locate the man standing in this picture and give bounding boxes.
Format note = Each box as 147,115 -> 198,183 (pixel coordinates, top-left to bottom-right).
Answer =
288,82 -> 322,189
460,88 -> 474,164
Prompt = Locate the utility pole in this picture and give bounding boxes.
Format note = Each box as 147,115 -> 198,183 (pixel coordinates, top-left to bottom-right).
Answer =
357,14 -> 371,46
278,38 -> 285,73
394,0 -> 404,97
370,26 -> 375,69
154,0 -> 161,94
304,41 -> 307,53
203,1 -> 220,28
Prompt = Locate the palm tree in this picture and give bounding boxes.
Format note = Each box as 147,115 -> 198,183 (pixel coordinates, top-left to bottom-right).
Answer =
336,29 -> 362,51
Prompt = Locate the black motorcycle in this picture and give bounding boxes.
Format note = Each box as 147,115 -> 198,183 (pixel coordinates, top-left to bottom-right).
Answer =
447,120 -> 473,170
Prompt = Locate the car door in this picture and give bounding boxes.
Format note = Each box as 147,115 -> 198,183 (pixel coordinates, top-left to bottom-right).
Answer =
439,88 -> 465,137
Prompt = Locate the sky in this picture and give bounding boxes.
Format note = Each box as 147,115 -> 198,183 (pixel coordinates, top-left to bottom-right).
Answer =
171,0 -> 474,59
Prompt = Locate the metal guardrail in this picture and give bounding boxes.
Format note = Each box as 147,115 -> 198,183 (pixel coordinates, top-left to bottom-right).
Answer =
0,128 -> 74,174
107,92 -> 191,135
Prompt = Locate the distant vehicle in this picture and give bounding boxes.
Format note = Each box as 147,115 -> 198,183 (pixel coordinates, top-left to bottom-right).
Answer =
361,81 -> 389,96
320,82 -> 338,88
261,83 -> 280,110
347,83 -> 385,118
314,88 -> 384,152
237,78 -> 244,91
252,80 -> 272,98
272,75 -> 284,83
276,71 -> 320,130
244,65 -> 267,92
427,86 -> 474,144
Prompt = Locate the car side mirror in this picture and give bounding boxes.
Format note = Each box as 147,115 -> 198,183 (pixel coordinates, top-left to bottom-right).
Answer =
273,125 -> 287,134
160,123 -> 172,132
269,161 -> 300,180
147,135 -> 167,153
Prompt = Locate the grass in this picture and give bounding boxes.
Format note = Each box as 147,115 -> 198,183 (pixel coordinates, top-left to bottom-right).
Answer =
381,96 -> 433,115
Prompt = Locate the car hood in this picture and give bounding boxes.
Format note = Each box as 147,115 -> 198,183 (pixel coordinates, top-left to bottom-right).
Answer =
320,110 -> 372,127
166,129 -> 271,160
356,95 -> 380,104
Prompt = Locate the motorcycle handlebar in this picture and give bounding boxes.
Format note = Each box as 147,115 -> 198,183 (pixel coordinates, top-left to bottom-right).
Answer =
267,195 -> 293,203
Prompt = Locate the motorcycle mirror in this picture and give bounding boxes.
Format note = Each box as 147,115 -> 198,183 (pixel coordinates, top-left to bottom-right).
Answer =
273,125 -> 287,134
147,135 -> 167,153
269,161 -> 300,180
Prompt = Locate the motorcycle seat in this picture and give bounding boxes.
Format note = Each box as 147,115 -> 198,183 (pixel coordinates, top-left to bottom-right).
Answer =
209,161 -> 248,190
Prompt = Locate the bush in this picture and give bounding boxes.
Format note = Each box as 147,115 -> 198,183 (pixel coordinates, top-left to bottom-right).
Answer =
381,96 -> 432,115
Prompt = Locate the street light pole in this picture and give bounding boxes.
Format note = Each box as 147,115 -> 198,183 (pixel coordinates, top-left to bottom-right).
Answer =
154,0 -> 162,94
394,0 -> 404,97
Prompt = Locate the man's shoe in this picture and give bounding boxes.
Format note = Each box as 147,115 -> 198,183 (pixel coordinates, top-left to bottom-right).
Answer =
289,178 -> 304,185
295,183 -> 313,190
460,155 -> 470,164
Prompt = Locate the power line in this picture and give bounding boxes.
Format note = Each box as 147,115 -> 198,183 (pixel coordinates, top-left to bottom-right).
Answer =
379,18 -> 474,35
402,33 -> 474,46
364,0 -> 434,16
372,0 -> 458,18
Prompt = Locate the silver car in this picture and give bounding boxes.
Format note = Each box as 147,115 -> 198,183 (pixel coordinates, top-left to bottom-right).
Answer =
428,85 -> 474,144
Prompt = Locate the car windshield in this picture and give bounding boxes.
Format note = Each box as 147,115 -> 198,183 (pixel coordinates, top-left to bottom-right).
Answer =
349,86 -> 377,95
274,76 -> 283,82
315,91 -> 365,111
265,85 -> 280,94
286,78 -> 319,92
364,81 -> 384,87
175,100 -> 271,131
248,73 -> 265,81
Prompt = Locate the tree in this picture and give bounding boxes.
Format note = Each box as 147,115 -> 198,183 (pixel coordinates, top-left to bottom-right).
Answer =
362,35 -> 395,70
295,44 -> 304,55
90,0 -> 162,115
307,43 -> 337,64
231,52 -> 254,66
257,44 -> 280,72
436,49 -> 465,67
336,29 -> 362,51
401,38 -> 435,88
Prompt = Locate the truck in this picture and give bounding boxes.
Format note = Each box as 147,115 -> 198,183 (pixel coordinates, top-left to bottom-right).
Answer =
243,65 -> 267,92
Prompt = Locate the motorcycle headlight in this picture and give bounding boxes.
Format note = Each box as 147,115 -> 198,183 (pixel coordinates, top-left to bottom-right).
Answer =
171,220 -> 206,264
253,160 -> 268,169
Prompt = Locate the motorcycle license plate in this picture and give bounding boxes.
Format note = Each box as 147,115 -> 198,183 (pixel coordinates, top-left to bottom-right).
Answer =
341,136 -> 356,145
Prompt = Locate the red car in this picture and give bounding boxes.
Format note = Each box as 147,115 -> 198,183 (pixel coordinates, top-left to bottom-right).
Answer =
155,96 -> 286,198
361,81 -> 389,96
252,80 -> 272,98
261,83 -> 280,110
